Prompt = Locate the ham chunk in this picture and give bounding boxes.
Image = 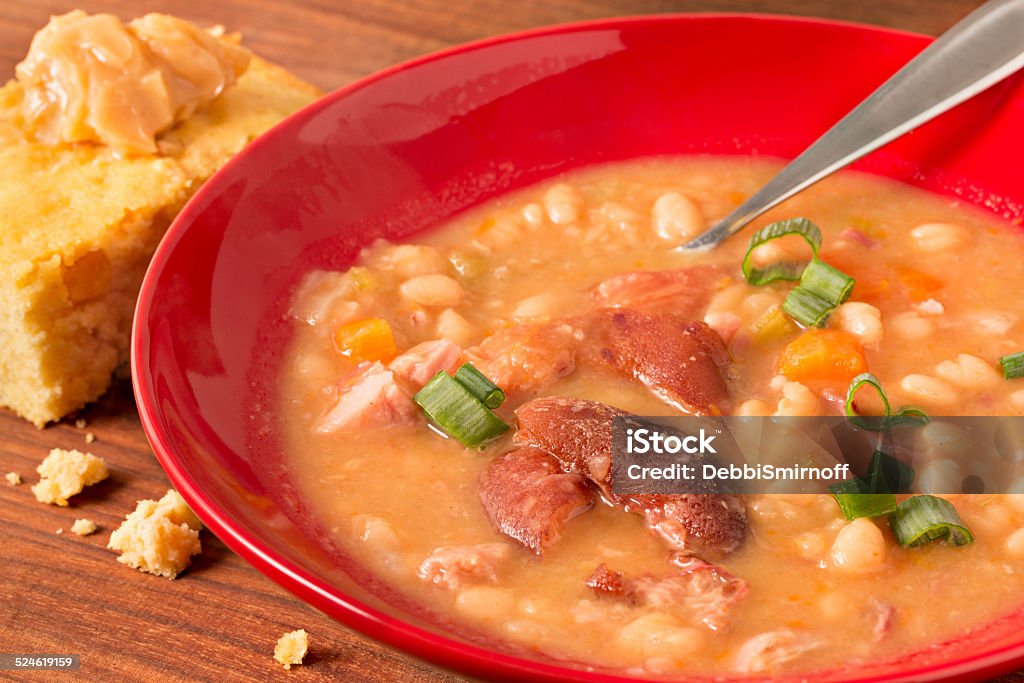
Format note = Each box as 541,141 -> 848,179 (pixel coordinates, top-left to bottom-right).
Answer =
585,555 -> 748,631
465,322 -> 580,393
589,265 -> 722,314
478,447 -> 594,555
416,542 -> 511,590
584,310 -> 731,415
514,396 -> 746,555
315,362 -> 418,433
389,339 -> 462,386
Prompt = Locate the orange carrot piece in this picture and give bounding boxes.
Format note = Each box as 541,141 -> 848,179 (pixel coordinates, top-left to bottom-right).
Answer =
333,317 -> 398,363
897,267 -> 944,302
778,329 -> 867,389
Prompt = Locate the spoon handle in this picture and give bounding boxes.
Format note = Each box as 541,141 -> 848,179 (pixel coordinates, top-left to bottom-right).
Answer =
684,0 -> 1024,250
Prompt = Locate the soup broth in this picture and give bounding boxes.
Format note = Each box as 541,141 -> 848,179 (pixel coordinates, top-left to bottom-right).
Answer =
278,157 -> 1024,677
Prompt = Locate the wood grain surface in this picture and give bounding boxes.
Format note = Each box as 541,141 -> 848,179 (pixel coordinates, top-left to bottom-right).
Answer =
0,1 -> 1015,682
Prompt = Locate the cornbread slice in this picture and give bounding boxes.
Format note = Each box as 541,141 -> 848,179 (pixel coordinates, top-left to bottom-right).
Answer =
71,518 -> 97,536
274,629 -> 309,670
108,489 -> 203,579
31,448 -> 108,505
0,53 -> 320,426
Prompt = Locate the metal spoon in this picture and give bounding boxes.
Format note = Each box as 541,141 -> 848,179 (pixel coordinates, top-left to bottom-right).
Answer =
683,0 -> 1024,251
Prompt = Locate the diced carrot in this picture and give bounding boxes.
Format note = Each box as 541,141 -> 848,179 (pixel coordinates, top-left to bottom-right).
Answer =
778,329 -> 867,389
333,317 -> 398,363
897,267 -> 943,302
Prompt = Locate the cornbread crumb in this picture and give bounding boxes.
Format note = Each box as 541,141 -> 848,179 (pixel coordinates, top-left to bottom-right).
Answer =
74,418 -> 87,429
31,448 -> 108,506
85,432 -> 96,444
274,629 -> 308,670
5,471 -> 20,485
71,518 -> 97,536
108,489 -> 202,579
56,528 -> 63,534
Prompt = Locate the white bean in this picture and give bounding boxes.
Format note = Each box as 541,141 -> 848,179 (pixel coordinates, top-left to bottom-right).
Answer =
742,292 -> 781,319
521,202 -> 546,227
736,399 -> 773,417
934,354 -> 1001,391
704,311 -> 741,344
795,532 -> 827,561
651,192 -> 706,242
435,308 -> 478,346
705,282 -> 747,316
775,382 -> 820,417
399,274 -> 464,307
542,183 -> 583,225
513,292 -> 568,321
829,518 -> 886,573
834,302 -> 883,346
382,244 -> 448,278
910,222 -> 967,253
889,312 -> 934,340
899,374 -> 958,408
616,613 -> 703,660
1006,528 -> 1024,559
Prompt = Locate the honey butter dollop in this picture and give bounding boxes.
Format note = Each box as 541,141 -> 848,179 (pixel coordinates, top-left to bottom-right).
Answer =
15,10 -> 251,155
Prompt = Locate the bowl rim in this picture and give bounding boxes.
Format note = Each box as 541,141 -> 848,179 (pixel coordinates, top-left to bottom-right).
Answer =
132,11 -> 1024,683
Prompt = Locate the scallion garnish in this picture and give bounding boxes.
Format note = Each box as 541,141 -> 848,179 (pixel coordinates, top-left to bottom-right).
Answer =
1000,351 -> 1024,380
828,450 -> 910,519
867,450 -> 914,494
781,287 -> 835,328
829,478 -> 897,519
742,217 -> 855,327
741,217 -> 822,285
889,495 -> 974,548
413,371 -> 509,447
454,363 -> 505,408
845,372 -> 929,431
798,259 -> 855,306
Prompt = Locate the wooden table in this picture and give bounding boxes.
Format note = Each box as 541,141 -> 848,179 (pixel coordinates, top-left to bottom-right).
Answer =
0,1 -> 1014,681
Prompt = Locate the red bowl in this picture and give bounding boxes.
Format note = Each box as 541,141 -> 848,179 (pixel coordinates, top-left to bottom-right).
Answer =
133,13 -> 1024,682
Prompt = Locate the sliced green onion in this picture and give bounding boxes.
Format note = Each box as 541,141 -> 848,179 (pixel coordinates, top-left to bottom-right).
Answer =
454,363 -> 505,408
782,286 -> 834,328
867,450 -> 914,494
799,259 -> 855,306
845,372 -> 929,431
742,217 -> 822,285
1000,351 -> 1024,379
413,371 -> 509,448
889,495 -> 974,548
828,479 -> 897,519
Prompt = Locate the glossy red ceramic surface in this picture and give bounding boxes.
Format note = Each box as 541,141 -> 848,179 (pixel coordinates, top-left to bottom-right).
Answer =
133,14 -> 1024,682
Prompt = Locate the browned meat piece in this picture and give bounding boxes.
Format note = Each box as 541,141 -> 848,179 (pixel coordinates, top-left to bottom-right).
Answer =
465,322 -> 580,393
315,361 -> 419,433
478,446 -> 594,555
584,563 -> 630,597
584,555 -> 748,631
645,496 -> 748,555
515,396 -> 746,555
590,265 -> 723,314
416,542 -> 511,590
584,310 -> 731,415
